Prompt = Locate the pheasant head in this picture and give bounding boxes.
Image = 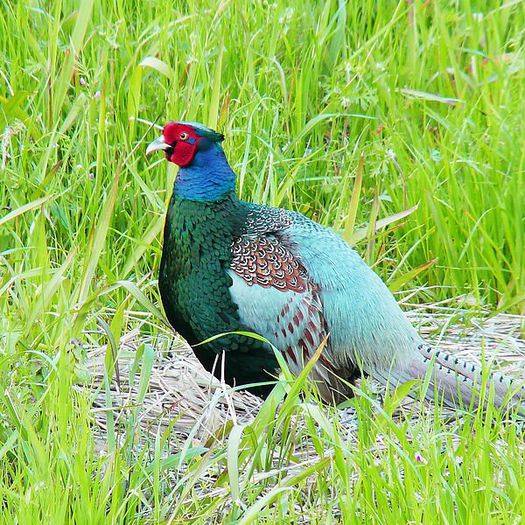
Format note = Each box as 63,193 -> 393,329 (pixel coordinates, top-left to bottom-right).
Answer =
146,121 -> 225,167
147,121 -> 233,201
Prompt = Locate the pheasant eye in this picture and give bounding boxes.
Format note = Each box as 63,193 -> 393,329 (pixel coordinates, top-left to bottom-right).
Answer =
179,132 -> 189,141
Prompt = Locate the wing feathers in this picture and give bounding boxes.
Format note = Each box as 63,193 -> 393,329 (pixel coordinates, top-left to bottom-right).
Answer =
231,205 -> 524,412
230,236 -> 307,292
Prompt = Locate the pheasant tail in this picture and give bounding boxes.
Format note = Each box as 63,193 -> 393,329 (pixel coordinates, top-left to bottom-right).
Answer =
371,345 -> 525,414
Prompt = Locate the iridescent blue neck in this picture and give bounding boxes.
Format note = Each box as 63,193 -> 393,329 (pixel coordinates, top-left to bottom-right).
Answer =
174,144 -> 236,201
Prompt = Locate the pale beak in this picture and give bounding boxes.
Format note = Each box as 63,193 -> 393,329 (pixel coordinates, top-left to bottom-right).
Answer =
146,136 -> 169,155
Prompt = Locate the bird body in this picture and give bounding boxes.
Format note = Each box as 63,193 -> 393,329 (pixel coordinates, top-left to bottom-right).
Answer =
148,121 -> 521,409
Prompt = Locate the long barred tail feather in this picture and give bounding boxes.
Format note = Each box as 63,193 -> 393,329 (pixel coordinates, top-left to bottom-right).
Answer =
370,344 -> 525,415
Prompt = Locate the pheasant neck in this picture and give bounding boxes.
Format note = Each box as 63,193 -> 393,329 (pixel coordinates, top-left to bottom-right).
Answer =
174,143 -> 236,202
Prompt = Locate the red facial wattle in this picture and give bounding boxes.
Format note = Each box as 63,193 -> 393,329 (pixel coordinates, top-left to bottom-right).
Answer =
162,122 -> 201,167
168,140 -> 198,167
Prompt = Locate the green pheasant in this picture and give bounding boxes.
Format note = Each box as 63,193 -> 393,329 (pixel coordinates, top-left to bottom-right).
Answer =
147,120 -> 523,409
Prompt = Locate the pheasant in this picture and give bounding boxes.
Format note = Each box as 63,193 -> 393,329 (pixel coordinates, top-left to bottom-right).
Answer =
147,121 -> 522,410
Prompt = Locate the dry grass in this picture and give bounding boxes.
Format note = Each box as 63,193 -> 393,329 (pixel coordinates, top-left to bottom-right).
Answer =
86,302 -> 525,452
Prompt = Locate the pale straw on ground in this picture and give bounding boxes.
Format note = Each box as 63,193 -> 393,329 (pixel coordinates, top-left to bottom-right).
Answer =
85,297 -> 525,452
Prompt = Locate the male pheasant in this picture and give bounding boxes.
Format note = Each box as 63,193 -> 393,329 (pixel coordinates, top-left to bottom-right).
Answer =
147,121 -> 522,410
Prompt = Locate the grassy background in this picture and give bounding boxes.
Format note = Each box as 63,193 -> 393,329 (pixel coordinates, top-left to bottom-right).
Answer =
1,0 -> 525,523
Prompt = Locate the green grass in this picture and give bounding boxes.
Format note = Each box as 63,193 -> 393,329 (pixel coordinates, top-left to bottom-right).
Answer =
1,0 -> 525,522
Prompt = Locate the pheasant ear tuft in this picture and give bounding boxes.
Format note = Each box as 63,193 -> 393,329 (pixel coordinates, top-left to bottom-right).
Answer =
200,128 -> 224,143
177,121 -> 225,143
